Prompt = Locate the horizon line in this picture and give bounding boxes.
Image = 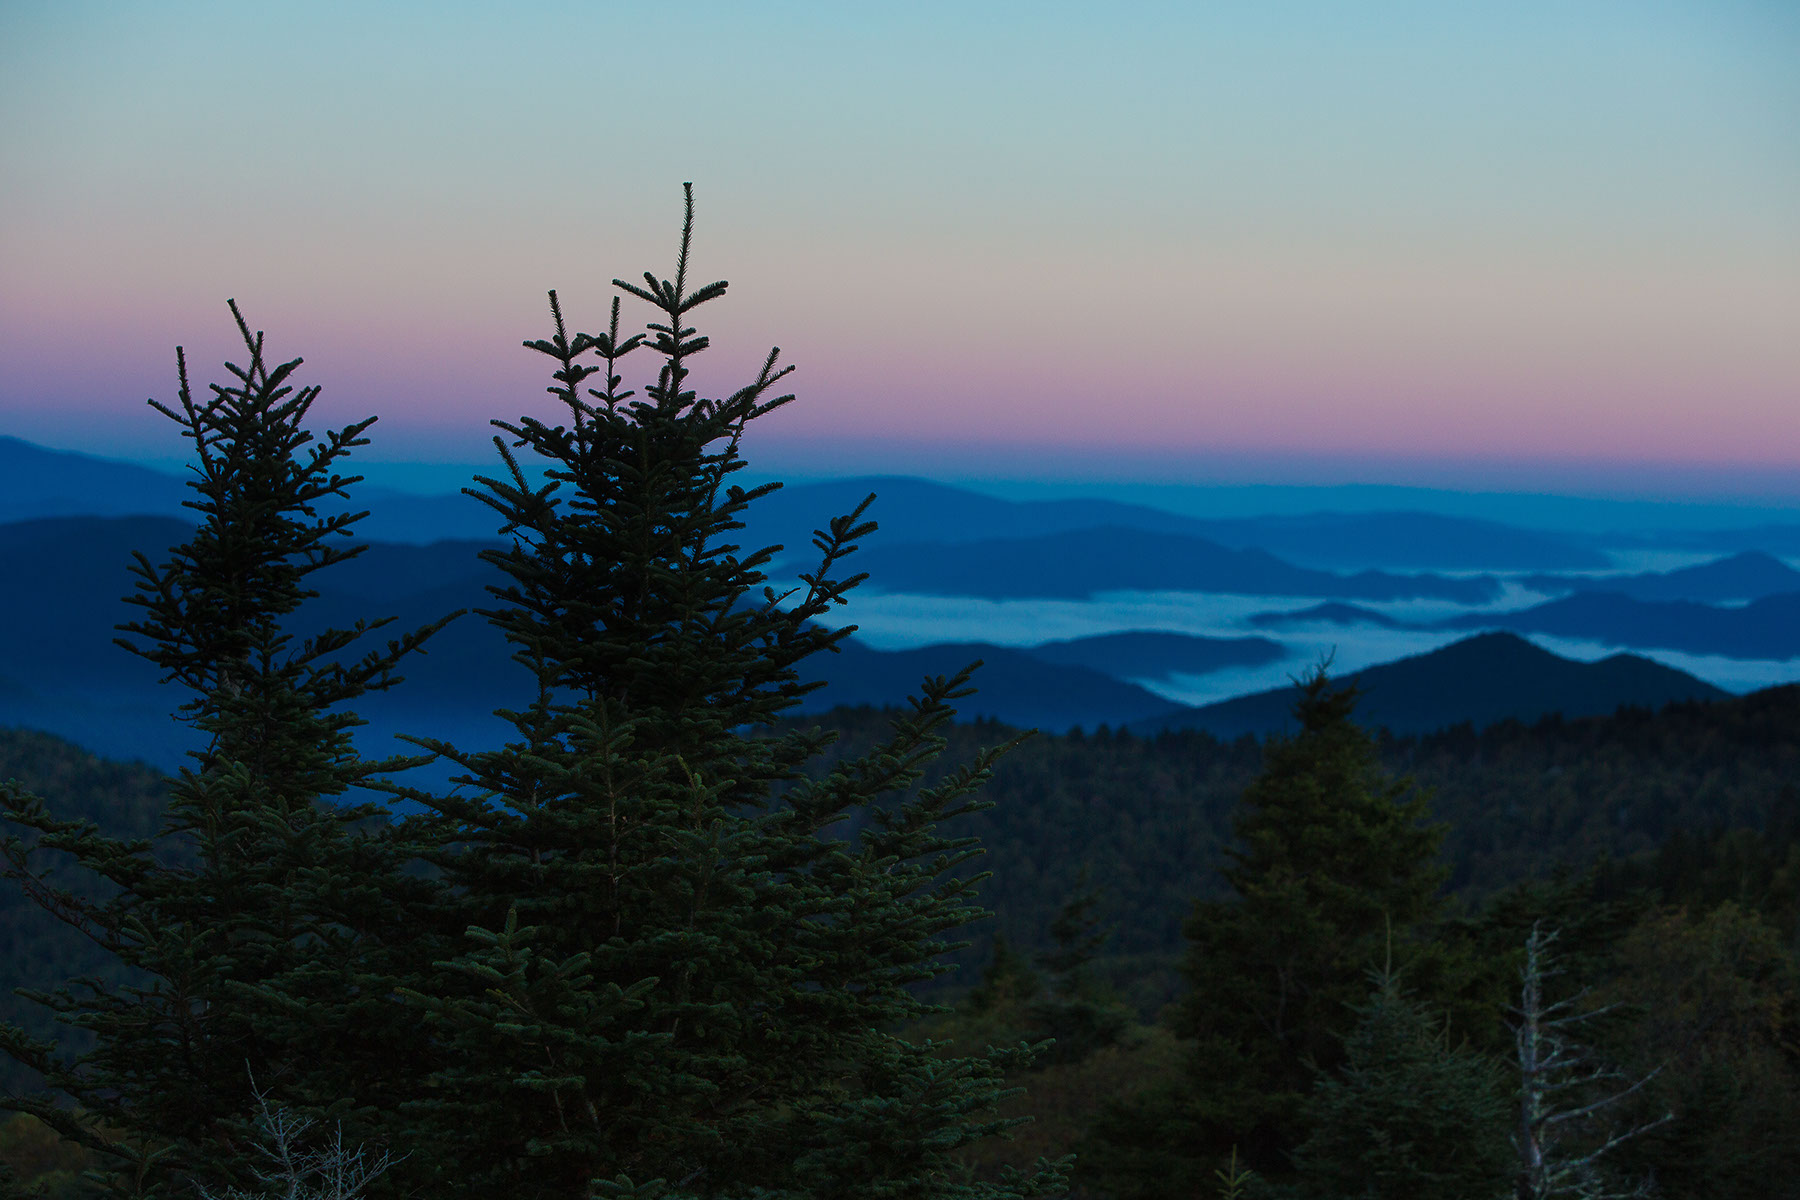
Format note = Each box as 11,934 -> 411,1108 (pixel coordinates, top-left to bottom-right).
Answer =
10,431 -> 1800,515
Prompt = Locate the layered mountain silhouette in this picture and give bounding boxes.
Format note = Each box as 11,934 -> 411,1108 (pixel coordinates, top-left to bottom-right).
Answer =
0,515 -> 1739,760
0,437 -> 1780,763
846,527 -> 1501,603
754,478 -> 1604,571
1182,510 -> 1606,571
1136,632 -> 1729,739
6,511 -> 1736,754
4,437 -> 1612,569
0,436 -> 500,542
1517,551 -> 1800,603
0,436 -> 189,521
799,630 -> 1287,730
1242,552 -> 1800,660
1615,524 -> 1800,559
743,476 -> 1211,553
798,640 -> 1186,731
1440,591 -> 1800,660
0,517 -> 1283,756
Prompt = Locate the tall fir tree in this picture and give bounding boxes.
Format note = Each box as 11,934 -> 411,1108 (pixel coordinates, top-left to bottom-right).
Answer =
382,185 -> 1065,1200
0,305 -> 449,1197
1082,669 -> 1446,1197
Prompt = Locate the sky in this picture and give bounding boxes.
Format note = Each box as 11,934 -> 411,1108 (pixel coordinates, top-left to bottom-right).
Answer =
3,1 -> 1798,500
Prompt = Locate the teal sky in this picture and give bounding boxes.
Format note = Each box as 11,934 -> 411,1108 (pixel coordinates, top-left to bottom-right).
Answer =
3,1 -> 1797,497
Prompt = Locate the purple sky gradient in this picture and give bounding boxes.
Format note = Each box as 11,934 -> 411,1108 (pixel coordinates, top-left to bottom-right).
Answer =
3,2 -> 1797,499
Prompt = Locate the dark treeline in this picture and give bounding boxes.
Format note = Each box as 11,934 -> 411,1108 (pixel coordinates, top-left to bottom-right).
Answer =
883,690 -> 1800,1199
0,733 -> 167,1101
12,682 -> 1798,1036
9,681 -> 1800,1196
10,688 -> 1799,1025
786,691 -> 1800,1004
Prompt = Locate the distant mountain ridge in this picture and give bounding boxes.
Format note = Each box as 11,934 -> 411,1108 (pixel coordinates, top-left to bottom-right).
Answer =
1614,524 -> 1800,559
0,436 -> 501,542
1243,558 -> 1800,660
1518,551 -> 1800,603
1185,509 -> 1607,570
4,511 -> 1732,755
1136,632 -> 1728,738
0,438 -> 1776,760
800,630 -> 1287,730
1441,591 -> 1800,660
0,520 -> 1735,760
0,436 -> 190,520
755,477 -> 1606,570
0,516 -> 1274,756
847,526 -> 1502,603
800,639 -> 1187,732
3,437 -> 1616,569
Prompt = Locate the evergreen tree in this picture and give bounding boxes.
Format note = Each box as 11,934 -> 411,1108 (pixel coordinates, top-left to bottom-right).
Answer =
965,936 -> 1044,1017
1083,669 -> 1446,1197
1602,903 -> 1800,1200
382,186 -> 1065,1199
1036,868 -> 1107,992
0,306 -> 448,1196
1292,968 -> 1511,1200
1026,869 -> 1129,1067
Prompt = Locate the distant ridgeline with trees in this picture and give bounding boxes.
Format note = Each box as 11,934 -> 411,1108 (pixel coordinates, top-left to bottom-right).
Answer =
4,190 -> 1800,1200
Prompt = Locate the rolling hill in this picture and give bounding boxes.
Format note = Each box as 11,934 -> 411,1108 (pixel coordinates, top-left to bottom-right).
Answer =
1136,632 -> 1729,739
799,639 -> 1187,732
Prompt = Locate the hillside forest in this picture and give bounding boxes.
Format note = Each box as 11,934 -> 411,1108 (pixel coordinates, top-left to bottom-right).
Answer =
5,193 -> 1800,1200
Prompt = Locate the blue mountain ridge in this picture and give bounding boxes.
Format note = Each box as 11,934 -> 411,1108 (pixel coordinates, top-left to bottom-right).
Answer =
1136,632 -> 1729,739
0,435 -> 499,542
845,526 -> 1501,603
1438,590 -> 1800,661
0,440 -> 1766,762
753,477 -> 1604,571
0,515 -> 1273,758
1247,562 -> 1800,660
4,436 -> 1607,569
3,513 -> 1732,758
1516,550 -> 1800,603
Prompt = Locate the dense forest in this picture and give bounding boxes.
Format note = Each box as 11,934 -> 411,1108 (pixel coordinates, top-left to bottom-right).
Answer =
8,683 -> 1800,1197
5,193 -> 1800,1199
